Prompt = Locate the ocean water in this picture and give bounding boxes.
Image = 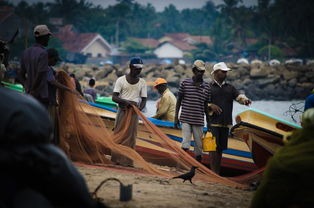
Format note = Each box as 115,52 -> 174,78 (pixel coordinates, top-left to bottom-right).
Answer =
144,100 -> 304,125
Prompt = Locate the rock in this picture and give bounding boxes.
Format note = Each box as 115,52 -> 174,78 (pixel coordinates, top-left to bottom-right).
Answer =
226,70 -> 240,80
287,78 -> 297,87
250,67 -> 268,78
257,75 -> 280,88
282,71 -> 299,80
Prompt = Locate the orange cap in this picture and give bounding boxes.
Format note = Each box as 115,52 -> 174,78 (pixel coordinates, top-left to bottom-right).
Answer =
154,78 -> 167,87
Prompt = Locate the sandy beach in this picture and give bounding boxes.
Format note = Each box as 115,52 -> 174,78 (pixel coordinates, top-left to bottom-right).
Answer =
77,164 -> 253,208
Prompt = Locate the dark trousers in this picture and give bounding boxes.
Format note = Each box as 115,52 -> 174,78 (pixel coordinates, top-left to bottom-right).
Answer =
209,126 -> 229,174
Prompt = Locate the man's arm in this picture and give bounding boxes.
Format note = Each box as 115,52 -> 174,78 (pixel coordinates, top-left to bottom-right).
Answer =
49,79 -> 79,95
139,97 -> 147,111
236,94 -> 251,105
112,92 -> 137,108
152,96 -> 168,119
174,92 -> 183,128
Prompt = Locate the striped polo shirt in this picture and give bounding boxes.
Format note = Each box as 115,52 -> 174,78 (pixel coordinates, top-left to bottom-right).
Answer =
179,78 -> 210,126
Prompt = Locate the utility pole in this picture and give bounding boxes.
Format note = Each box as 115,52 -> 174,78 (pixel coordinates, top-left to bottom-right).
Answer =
115,21 -> 119,47
268,34 -> 271,61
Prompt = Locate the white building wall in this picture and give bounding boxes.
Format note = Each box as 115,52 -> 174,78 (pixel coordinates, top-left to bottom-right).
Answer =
154,43 -> 183,58
82,39 -> 110,58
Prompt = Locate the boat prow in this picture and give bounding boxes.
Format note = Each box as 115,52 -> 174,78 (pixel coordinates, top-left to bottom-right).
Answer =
231,108 -> 301,167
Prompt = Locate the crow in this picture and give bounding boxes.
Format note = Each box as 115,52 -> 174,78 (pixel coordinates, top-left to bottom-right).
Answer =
172,166 -> 198,184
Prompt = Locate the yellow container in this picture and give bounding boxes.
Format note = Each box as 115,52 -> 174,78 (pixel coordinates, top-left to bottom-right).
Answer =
202,132 -> 217,152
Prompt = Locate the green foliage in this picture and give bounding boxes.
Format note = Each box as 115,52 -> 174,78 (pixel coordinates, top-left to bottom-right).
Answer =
48,37 -> 66,60
8,0 -> 314,59
258,45 -> 283,59
191,43 -> 216,61
121,38 -> 151,54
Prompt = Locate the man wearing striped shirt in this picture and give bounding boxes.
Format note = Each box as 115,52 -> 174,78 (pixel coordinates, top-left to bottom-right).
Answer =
174,60 -> 214,162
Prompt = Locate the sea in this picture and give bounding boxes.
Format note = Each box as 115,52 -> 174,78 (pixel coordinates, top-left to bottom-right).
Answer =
144,100 -> 304,126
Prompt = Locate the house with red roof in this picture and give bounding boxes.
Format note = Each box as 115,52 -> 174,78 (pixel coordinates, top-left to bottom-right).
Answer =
131,38 -> 159,49
55,25 -> 111,63
154,40 -> 196,59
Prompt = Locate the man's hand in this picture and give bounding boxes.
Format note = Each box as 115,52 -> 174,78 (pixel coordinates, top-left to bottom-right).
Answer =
209,104 -> 222,115
126,100 -> 138,107
244,99 -> 252,106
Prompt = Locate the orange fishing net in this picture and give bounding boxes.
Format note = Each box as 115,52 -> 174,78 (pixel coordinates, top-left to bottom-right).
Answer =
56,70 -> 246,187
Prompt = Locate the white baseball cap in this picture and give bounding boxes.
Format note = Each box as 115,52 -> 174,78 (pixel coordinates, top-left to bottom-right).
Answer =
34,25 -> 52,37
211,62 -> 231,74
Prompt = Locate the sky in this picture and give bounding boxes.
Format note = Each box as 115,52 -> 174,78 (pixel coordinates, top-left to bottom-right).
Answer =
9,0 -> 257,11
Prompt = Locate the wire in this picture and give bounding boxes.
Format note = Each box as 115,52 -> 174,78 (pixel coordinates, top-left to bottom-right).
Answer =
284,102 -> 304,123
91,177 -> 123,199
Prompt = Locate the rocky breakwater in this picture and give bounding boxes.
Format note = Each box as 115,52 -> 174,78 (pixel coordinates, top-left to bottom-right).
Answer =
62,62 -> 314,101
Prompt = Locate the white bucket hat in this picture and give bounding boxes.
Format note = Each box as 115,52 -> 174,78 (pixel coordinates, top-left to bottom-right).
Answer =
211,62 -> 231,74
34,25 -> 52,37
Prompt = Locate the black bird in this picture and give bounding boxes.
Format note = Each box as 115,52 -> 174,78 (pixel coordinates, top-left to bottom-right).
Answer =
172,166 -> 198,184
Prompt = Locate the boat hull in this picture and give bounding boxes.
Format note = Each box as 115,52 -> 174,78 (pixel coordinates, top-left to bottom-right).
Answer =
85,103 -> 257,174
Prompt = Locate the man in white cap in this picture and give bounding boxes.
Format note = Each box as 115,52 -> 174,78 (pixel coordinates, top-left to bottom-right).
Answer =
175,60 -> 217,163
18,25 -> 52,108
209,62 -> 251,174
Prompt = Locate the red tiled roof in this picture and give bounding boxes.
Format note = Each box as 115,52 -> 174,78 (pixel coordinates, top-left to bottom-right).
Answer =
55,25 -> 98,53
164,33 -> 190,40
168,40 -> 197,51
132,38 -> 159,48
188,35 -> 213,45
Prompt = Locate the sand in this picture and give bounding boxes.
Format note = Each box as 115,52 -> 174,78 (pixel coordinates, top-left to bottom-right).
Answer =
77,164 -> 253,208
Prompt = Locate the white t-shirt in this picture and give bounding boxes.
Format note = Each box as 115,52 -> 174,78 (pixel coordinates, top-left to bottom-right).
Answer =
113,75 -> 147,103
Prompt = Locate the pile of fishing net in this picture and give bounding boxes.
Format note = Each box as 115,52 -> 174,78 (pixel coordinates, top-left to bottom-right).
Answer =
56,70 -> 249,187
251,108 -> 314,207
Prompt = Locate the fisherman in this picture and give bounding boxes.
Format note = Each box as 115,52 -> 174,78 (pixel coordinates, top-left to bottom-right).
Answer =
111,57 -> 147,167
151,78 -> 176,122
174,60 -> 212,163
0,86 -> 107,208
84,78 -> 97,102
18,25 -> 52,108
47,48 -> 78,144
70,73 -> 84,96
208,62 -> 251,174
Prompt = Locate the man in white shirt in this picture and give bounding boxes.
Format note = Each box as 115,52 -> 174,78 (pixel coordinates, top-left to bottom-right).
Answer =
111,57 -> 147,166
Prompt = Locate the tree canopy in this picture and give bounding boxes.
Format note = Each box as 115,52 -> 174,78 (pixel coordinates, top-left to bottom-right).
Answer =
3,0 -> 314,59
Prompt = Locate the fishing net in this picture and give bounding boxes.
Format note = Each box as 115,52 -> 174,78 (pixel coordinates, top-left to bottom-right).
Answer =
251,109 -> 314,207
56,70 -> 245,187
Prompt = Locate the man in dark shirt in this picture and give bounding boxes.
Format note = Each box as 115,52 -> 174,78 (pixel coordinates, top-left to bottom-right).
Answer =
209,62 -> 251,174
18,25 -> 52,108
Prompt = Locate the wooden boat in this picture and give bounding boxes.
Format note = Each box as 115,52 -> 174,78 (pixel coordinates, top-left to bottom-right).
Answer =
1,81 -> 24,92
2,82 -> 257,174
85,102 -> 258,175
231,108 -> 301,168
95,96 -> 117,109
